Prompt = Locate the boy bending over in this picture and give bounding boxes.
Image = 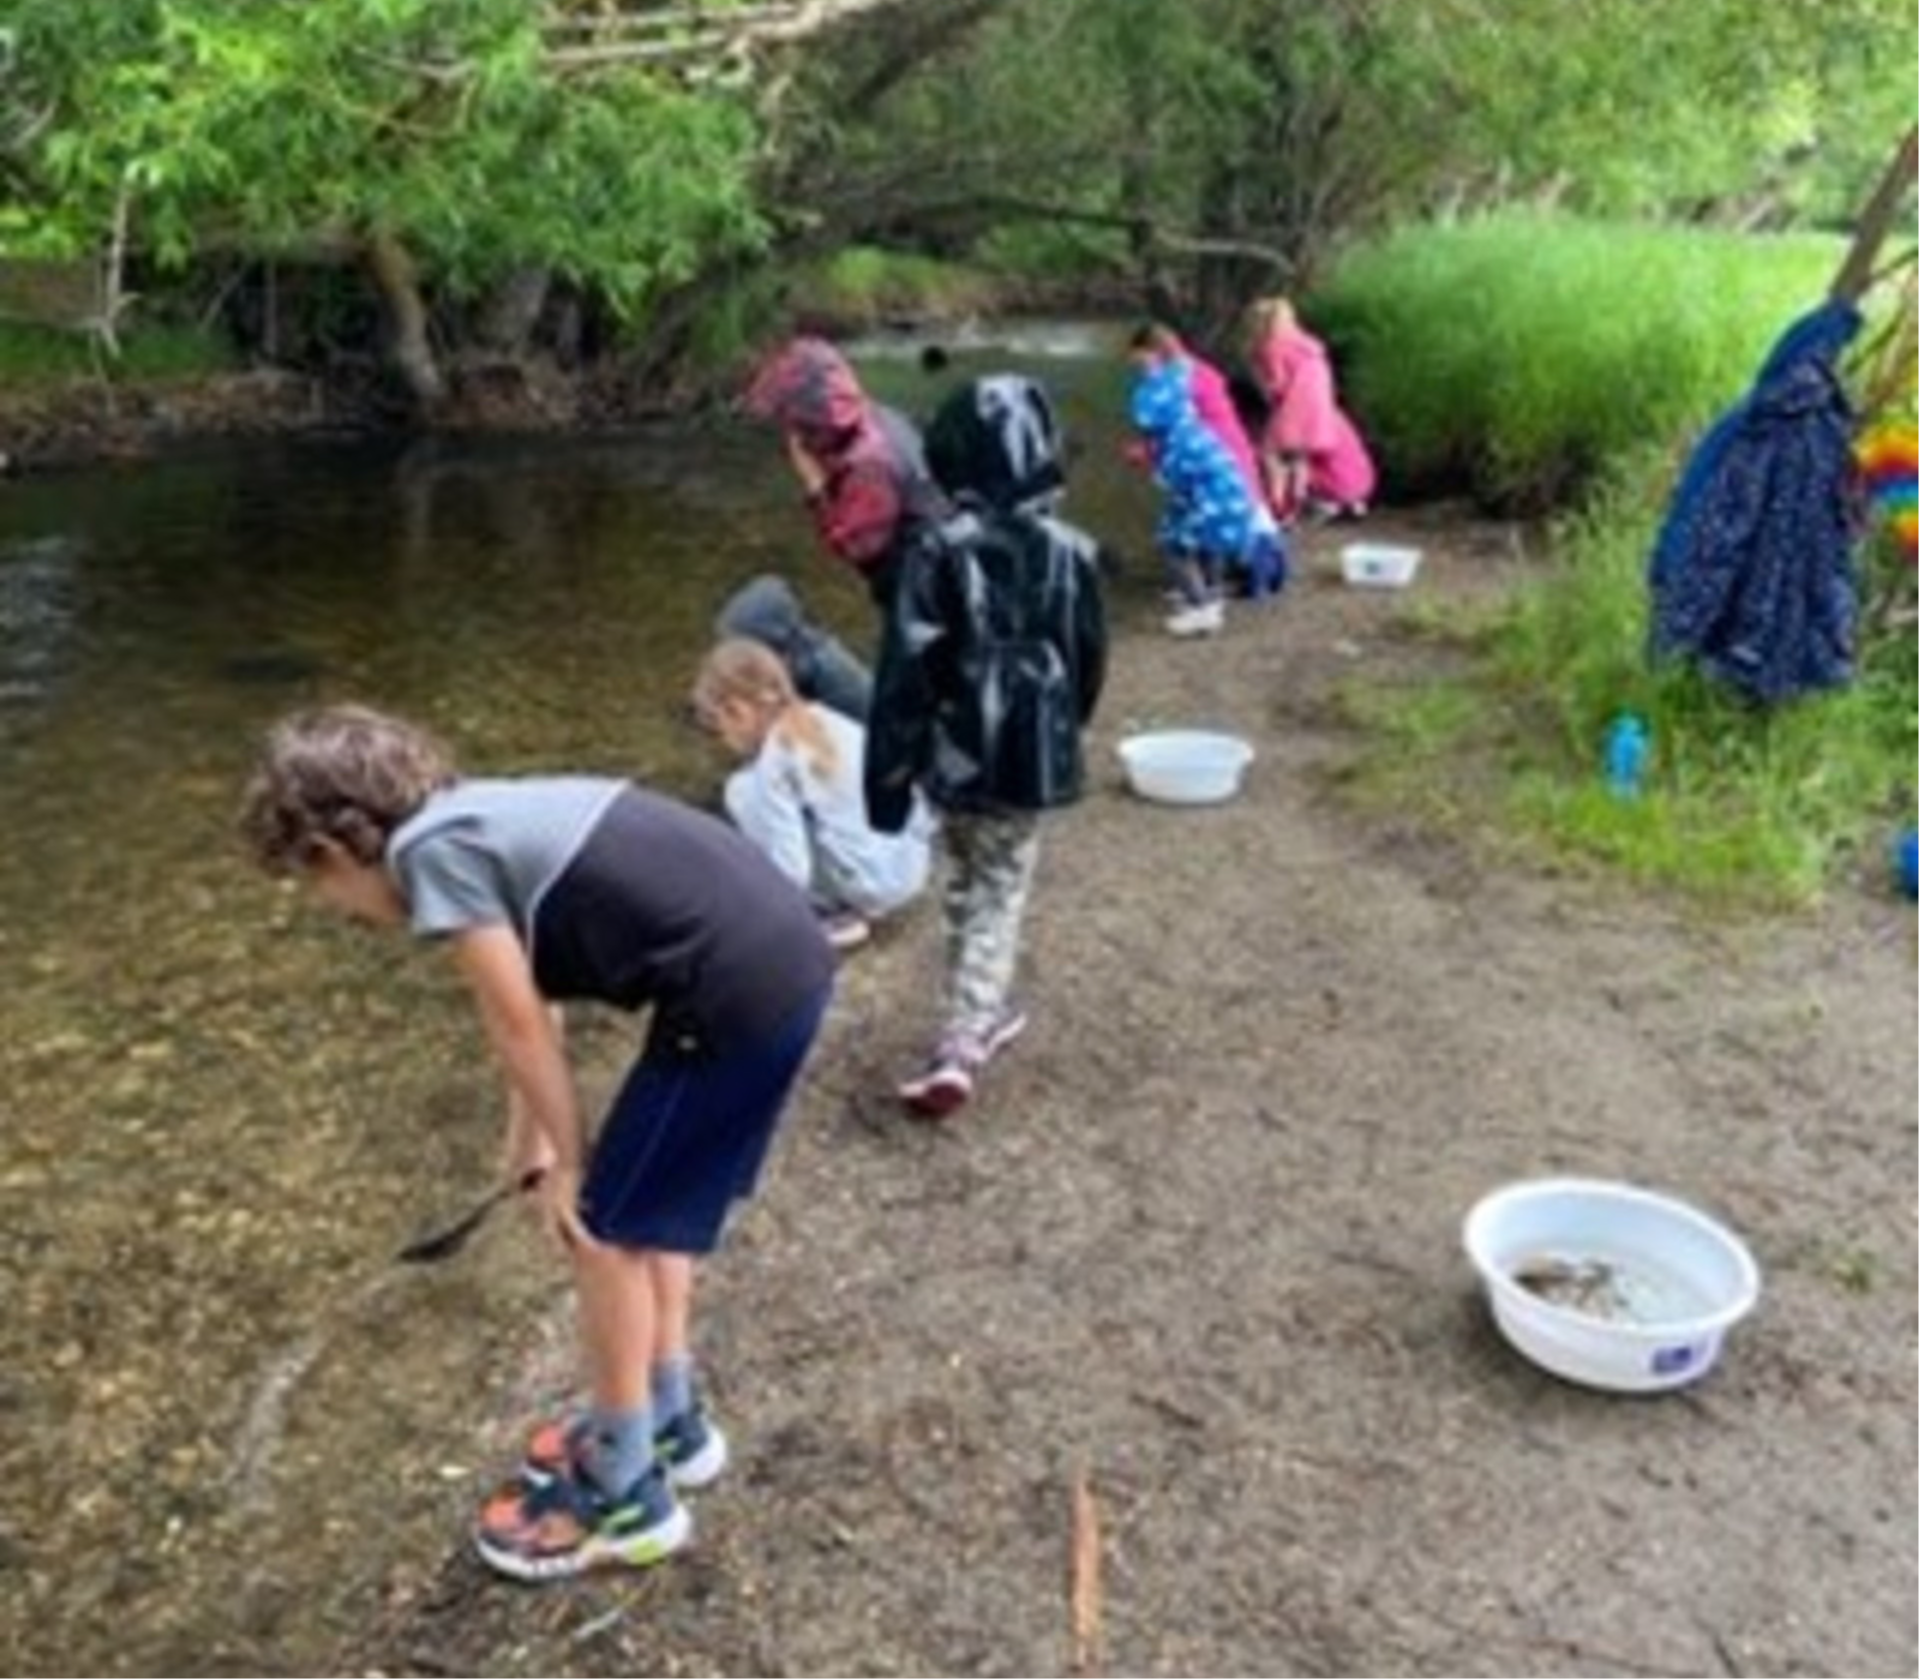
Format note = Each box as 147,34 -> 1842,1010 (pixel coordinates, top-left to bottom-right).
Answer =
239,705 -> 833,1581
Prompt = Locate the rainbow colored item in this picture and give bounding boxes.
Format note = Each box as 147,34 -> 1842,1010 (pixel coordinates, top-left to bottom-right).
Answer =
1856,419 -> 1918,562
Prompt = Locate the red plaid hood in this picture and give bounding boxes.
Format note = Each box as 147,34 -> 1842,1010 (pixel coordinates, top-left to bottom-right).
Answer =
743,337 -> 871,455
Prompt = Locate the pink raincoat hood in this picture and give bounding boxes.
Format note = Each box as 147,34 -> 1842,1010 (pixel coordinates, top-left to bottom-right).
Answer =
743,337 -> 871,456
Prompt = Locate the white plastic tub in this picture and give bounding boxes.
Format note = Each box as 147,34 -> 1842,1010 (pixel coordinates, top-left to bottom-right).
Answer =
1117,731 -> 1254,806
1340,542 -> 1422,588
1462,1177 -> 1761,1394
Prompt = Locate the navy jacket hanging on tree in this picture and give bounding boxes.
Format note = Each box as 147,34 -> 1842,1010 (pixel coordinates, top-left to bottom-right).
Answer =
1647,299 -> 1862,706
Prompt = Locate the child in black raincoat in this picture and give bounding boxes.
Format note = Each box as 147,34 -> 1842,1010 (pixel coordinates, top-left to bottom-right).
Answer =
864,373 -> 1109,1117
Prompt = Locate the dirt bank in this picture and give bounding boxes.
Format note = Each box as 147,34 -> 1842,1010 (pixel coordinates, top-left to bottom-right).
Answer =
0,371 -> 354,471
333,508 -> 1916,1679
0,361 -> 690,474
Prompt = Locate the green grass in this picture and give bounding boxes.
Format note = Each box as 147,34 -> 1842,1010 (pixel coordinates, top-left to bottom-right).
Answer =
1315,214 -> 1846,511
787,246 -> 1001,328
1336,460 -> 1916,908
1309,214 -> 1913,907
1326,669 -> 1531,869
0,320 -> 238,386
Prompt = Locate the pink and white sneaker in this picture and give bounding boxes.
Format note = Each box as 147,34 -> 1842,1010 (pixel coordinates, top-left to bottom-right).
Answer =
897,1007 -> 1028,1118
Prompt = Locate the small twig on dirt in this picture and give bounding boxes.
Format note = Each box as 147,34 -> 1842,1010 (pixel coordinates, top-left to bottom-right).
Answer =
1705,1622 -> 1747,1677
1135,1389 -> 1207,1431
1420,1611 -> 1704,1679
1070,1467 -> 1103,1677
1672,1387 -> 1727,1426
1324,1247 -> 1425,1281
570,1605 -> 627,1645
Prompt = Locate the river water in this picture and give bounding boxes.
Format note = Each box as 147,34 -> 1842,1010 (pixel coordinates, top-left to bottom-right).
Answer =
0,329 -> 1146,1674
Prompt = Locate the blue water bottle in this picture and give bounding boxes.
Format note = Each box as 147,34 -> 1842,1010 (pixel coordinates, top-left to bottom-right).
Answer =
1895,826 -> 1919,901
1604,712 -> 1649,799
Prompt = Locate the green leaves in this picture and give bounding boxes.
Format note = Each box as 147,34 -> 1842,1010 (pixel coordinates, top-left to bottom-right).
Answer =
792,0 -> 1914,317
4,0 -> 764,303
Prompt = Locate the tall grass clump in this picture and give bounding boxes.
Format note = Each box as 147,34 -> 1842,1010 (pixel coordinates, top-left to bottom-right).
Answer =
786,246 -> 999,331
1483,455 -> 1916,905
1317,215 -> 1843,511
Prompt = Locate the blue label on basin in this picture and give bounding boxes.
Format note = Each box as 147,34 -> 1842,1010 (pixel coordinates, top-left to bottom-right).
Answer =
1650,1343 -> 1696,1375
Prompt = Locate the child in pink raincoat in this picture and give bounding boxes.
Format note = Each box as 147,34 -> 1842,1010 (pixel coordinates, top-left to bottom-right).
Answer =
1244,296 -> 1376,524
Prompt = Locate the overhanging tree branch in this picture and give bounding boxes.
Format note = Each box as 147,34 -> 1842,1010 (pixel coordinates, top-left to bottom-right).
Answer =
827,0 -> 1009,116
362,0 -> 938,83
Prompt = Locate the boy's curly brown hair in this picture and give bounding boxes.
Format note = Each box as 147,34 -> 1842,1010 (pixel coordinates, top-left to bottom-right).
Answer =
239,704 -> 458,873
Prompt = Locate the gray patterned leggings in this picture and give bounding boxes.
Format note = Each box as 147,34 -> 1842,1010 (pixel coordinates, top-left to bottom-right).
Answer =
938,809 -> 1042,1042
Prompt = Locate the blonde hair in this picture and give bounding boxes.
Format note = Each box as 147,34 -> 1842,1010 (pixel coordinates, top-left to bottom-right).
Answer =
1244,294 -> 1298,344
692,638 -> 839,779
238,704 -> 458,872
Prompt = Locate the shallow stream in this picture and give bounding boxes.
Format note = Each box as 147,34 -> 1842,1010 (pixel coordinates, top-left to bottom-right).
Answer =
0,329 -> 1149,1673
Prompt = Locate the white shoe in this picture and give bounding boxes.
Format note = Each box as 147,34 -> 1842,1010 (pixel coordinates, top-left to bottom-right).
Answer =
1165,599 -> 1225,637
821,911 -> 871,953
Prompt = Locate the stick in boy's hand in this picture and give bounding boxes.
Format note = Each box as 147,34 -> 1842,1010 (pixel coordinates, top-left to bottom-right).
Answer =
395,1167 -> 545,1265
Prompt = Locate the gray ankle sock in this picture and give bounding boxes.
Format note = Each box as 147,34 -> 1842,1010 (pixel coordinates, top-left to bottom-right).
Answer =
582,1403 -> 654,1496
650,1354 -> 694,1424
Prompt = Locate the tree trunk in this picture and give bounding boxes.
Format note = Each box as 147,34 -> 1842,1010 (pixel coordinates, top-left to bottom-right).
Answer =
363,226 -> 444,409
1829,125 -> 1918,307
1191,153 -> 1288,354
476,267 -> 553,357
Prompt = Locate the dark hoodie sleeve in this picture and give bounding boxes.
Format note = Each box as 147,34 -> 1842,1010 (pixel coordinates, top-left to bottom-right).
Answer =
862,534 -> 946,834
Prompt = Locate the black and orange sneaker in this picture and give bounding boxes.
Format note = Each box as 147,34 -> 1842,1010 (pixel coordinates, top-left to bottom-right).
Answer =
474,1462 -> 689,1583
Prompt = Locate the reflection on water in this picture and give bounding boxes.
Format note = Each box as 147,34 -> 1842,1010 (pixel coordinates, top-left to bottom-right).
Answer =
0,343 -> 1147,1674
0,533 -> 78,723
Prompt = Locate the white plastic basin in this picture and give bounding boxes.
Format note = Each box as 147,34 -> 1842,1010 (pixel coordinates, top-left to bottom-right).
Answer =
1340,542 -> 1422,588
1462,1177 -> 1761,1394
1117,731 -> 1254,806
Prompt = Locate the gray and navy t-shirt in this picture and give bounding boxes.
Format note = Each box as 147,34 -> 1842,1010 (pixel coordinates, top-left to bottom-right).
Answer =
387,777 -> 833,1056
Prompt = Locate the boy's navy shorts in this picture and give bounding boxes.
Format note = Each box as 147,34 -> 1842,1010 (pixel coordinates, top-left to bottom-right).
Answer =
580,985 -> 831,1255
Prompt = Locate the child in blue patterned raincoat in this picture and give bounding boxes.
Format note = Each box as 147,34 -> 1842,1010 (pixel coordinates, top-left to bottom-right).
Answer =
1128,357 -> 1287,637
